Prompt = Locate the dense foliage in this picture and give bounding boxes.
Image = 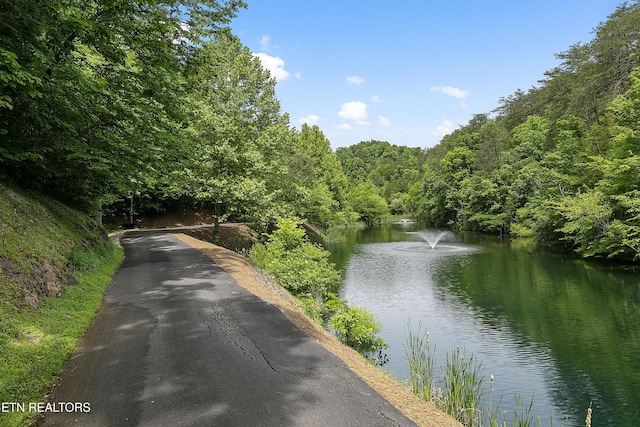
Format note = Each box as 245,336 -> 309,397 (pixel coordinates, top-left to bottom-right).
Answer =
336,140 -> 426,219
248,218 -> 341,304
410,2 -> 640,261
248,218 -> 386,359
1,0 -> 248,211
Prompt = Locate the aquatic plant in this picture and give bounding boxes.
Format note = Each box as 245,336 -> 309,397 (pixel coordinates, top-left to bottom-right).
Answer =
404,321 -> 435,401
403,321 -> 553,427
585,402 -> 592,427
443,345 -> 485,426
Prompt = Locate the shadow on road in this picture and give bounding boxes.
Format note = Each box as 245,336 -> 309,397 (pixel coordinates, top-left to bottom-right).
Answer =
41,233 -> 414,426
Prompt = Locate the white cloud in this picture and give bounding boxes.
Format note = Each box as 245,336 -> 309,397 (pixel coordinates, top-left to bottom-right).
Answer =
297,115 -> 321,126
337,123 -> 352,131
253,53 -> 290,81
259,35 -> 274,51
430,86 -> 470,99
346,75 -> 365,85
378,115 -> 391,126
371,95 -> 385,103
433,119 -> 455,137
338,101 -> 369,125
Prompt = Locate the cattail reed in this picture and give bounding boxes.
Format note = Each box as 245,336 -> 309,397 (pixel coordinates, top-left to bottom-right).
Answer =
585,402 -> 592,427
403,320 -> 553,427
403,320 -> 435,402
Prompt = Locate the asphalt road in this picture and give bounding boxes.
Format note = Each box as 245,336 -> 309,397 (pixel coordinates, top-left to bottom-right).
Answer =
41,232 -> 417,426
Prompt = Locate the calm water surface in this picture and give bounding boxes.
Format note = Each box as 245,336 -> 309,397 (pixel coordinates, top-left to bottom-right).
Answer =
328,222 -> 640,426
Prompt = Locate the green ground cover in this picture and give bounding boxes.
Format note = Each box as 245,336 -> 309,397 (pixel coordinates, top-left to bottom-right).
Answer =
0,184 -> 122,426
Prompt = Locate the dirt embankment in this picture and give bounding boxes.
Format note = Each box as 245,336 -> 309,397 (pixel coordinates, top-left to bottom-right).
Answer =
0,184 -> 105,312
173,232 -> 462,427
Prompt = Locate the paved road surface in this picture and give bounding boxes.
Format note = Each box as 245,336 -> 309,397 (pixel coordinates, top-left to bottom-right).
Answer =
41,232 -> 416,426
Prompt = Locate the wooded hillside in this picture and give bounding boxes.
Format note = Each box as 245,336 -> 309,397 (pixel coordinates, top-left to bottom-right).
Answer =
409,2 -> 640,261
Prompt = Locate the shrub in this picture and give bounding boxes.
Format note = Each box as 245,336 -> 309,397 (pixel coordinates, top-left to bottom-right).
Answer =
248,217 -> 387,361
249,218 -> 341,301
330,305 -> 387,358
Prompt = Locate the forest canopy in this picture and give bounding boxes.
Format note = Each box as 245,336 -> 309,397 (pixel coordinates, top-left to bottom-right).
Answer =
2,1 -> 640,260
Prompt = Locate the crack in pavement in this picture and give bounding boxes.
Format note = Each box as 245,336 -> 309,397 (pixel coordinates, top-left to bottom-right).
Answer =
206,297 -> 281,374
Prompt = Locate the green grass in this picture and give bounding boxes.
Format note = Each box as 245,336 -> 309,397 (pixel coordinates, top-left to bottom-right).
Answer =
0,185 -> 106,271
0,245 -> 123,427
0,183 -> 124,426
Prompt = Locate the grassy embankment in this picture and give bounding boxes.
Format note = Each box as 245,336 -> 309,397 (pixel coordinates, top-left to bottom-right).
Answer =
0,183 -> 123,427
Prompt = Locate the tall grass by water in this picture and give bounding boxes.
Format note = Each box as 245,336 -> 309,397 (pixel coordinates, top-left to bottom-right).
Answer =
443,345 -> 485,425
404,321 -> 435,402
402,321 -> 594,427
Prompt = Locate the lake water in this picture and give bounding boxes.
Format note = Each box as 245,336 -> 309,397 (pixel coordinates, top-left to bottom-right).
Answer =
328,222 -> 640,426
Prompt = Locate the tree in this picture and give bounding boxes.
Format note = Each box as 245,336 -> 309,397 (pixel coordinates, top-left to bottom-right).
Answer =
511,116 -> 550,162
472,121 -> 509,176
593,66 -> 640,259
439,146 -> 474,182
554,191 -> 613,257
348,182 -> 389,227
280,124 -> 348,226
179,30 -> 285,224
336,140 -> 424,215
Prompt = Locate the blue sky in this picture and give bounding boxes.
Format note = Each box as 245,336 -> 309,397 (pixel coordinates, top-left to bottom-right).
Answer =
231,1 -> 622,149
